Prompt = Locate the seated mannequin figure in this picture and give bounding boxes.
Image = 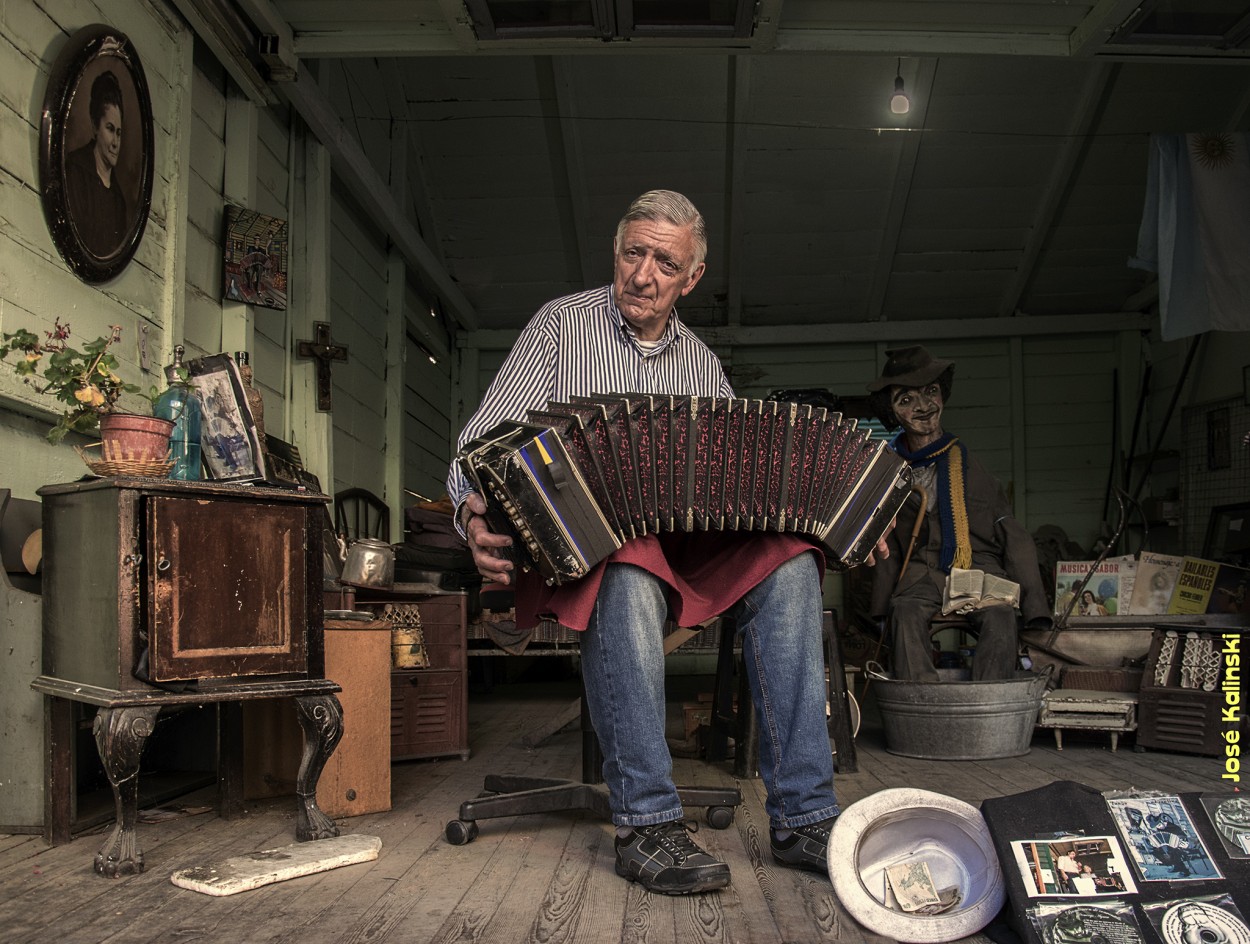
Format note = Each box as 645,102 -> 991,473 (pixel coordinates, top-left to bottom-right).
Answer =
865,346 -> 1052,681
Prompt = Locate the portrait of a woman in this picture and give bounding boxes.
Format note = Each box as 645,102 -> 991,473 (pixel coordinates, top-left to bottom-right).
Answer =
40,24 -> 154,283
1078,590 -> 1108,617
63,68 -> 128,258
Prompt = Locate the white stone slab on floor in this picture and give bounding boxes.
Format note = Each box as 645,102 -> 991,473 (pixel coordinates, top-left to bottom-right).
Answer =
170,834 -> 382,897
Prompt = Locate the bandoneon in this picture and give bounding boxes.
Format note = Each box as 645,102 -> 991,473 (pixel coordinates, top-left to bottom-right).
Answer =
459,394 -> 913,585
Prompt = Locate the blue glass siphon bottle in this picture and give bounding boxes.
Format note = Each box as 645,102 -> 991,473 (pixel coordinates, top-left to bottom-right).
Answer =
153,344 -> 203,480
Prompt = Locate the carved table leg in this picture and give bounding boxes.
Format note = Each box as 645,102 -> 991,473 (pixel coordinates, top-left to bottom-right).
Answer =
92,705 -> 162,877
293,693 -> 343,841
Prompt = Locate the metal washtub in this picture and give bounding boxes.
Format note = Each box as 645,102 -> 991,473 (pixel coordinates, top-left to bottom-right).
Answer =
868,667 -> 1049,760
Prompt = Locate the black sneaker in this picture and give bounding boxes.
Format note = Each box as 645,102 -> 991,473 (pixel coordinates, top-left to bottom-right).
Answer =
770,817 -> 836,874
614,821 -> 731,894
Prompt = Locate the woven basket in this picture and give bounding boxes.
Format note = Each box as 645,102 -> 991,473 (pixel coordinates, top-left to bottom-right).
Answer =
76,442 -> 174,478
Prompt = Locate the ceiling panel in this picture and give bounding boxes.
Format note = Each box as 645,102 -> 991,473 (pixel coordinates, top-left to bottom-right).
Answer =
222,0 -> 1250,337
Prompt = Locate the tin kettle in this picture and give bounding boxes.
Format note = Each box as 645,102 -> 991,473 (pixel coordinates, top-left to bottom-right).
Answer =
340,537 -> 395,589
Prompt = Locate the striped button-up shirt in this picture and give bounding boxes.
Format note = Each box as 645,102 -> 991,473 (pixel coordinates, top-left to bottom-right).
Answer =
447,284 -> 733,520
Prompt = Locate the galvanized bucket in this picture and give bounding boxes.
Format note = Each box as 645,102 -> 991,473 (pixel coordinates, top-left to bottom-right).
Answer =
868,666 -> 1049,760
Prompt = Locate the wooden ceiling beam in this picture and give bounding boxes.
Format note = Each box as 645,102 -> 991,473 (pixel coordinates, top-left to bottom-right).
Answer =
867,57 -> 936,323
998,61 -> 1116,317
275,65 -> 479,331
1069,0 -> 1141,57
773,29 -> 1071,58
724,56 -> 751,328
550,57 -> 594,288
465,311 -> 1153,350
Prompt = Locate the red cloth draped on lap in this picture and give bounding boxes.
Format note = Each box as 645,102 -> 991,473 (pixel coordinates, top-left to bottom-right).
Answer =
513,531 -> 824,631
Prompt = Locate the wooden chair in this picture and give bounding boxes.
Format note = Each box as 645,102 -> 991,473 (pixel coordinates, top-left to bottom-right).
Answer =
334,488 -> 390,543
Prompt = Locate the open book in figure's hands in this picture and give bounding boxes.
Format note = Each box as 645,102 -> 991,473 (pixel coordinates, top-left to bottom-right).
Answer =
941,568 -> 1021,616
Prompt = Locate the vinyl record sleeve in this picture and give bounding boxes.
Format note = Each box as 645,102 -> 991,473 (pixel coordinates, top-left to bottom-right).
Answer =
1142,895 -> 1250,944
1027,901 -> 1144,944
1200,794 -> 1250,859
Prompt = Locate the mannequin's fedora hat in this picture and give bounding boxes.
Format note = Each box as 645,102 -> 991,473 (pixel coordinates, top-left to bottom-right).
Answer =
866,346 -> 954,393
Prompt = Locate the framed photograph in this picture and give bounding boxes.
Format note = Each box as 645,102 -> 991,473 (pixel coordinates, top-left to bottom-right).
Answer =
1206,406 -> 1231,470
1203,502 -> 1250,567
1105,794 -> 1222,882
223,205 -> 289,310
185,353 -> 267,484
1010,836 -> 1136,898
38,24 -> 154,284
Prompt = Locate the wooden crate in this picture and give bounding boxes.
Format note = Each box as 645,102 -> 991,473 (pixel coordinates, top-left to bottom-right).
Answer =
318,620 -> 392,817
384,593 -> 470,761
244,619 -> 393,814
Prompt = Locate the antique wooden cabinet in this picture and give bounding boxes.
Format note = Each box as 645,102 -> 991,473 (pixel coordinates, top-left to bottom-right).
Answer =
38,477 -> 326,689
35,477 -> 342,876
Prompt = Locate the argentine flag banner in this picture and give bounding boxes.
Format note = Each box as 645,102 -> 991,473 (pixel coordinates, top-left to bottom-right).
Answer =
1131,133 -> 1250,341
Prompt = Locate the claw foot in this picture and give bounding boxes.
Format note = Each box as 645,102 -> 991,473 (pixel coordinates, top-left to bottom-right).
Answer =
94,824 -> 144,877
296,793 -> 339,841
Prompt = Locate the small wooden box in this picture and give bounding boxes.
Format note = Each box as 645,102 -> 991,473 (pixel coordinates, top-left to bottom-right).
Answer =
244,619 -> 393,815
1037,689 -> 1137,751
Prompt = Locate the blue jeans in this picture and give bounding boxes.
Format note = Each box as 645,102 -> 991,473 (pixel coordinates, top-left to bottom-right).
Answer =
579,551 -> 839,830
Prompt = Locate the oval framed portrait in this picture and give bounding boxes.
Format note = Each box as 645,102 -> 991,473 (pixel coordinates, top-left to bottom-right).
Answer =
39,24 -> 154,284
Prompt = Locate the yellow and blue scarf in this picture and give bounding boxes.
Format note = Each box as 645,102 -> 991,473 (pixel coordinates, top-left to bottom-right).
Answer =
890,432 -> 972,573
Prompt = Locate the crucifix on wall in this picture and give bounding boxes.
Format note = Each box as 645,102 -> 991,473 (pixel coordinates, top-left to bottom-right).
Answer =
296,321 -> 348,412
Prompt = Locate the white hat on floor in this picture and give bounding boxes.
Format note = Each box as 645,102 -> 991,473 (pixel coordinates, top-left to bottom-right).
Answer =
828,787 -> 1005,944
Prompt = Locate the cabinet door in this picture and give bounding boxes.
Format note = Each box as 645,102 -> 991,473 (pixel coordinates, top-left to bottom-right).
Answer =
149,496 -> 309,680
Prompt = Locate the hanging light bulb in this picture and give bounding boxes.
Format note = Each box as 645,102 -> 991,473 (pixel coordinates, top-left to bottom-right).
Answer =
890,58 -> 910,115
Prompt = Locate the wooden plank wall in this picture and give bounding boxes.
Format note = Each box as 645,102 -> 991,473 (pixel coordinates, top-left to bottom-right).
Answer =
249,103 -> 293,433
404,320 -> 455,503
329,191 -> 390,497
0,0 -> 194,495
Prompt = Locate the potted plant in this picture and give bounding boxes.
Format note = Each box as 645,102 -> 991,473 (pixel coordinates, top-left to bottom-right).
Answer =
1,319 -> 174,471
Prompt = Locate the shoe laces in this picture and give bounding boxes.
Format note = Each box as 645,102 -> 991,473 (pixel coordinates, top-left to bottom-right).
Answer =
796,818 -> 833,842
643,820 -> 703,862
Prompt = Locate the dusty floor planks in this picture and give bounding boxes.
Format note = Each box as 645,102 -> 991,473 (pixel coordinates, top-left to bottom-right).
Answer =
0,677 -> 1232,944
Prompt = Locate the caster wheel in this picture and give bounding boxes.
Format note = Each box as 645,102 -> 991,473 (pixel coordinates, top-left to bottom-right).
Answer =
706,806 -> 735,830
445,819 -> 479,845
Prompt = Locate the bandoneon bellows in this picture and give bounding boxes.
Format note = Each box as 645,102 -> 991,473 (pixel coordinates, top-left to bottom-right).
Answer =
459,394 -> 913,585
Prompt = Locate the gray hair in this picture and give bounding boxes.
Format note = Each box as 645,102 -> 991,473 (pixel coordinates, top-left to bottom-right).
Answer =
614,190 -> 707,270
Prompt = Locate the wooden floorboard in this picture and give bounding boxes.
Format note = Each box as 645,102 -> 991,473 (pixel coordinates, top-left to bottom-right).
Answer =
1,677 -> 1234,944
